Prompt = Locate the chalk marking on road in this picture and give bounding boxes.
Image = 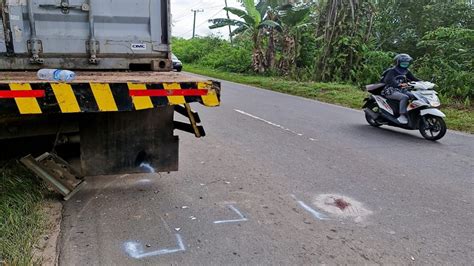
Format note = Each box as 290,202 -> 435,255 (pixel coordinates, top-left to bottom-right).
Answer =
234,109 -> 323,142
313,194 -> 372,223
66,174 -> 130,243
139,163 -> 156,173
159,216 -> 174,234
124,234 -> 185,259
213,204 -> 249,224
291,194 -> 330,221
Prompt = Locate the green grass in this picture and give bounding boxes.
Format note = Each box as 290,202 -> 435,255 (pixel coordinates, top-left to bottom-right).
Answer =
0,161 -> 46,265
443,108 -> 474,134
185,64 -> 474,134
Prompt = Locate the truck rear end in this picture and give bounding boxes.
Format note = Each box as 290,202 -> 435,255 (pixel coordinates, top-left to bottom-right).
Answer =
0,0 -> 221,176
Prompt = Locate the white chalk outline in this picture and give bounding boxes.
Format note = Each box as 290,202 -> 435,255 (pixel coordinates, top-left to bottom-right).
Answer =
213,205 -> 249,224
139,163 -> 156,173
291,195 -> 330,221
124,234 -> 185,259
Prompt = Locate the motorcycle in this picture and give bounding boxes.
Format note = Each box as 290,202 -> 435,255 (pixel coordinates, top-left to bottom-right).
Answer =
363,81 -> 447,141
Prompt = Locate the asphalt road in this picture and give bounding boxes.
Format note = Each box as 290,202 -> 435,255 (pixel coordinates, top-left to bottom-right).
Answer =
59,76 -> 474,265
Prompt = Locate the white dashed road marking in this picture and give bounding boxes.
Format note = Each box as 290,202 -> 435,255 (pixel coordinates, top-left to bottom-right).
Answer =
235,109 -> 318,142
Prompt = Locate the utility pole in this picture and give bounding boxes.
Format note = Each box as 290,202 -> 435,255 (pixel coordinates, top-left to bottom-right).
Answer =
224,0 -> 233,44
191,9 -> 204,38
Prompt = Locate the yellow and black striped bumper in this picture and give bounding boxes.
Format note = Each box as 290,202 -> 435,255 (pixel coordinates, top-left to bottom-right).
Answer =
0,81 -> 220,115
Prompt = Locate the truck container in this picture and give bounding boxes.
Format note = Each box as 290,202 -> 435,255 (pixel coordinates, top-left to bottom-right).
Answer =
0,0 -> 221,176
1,0 -> 172,70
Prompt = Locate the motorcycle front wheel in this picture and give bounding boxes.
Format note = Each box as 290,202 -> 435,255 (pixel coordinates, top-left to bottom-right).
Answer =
419,115 -> 447,141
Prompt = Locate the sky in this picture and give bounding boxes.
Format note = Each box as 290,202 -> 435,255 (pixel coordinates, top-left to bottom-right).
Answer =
171,0 -> 241,39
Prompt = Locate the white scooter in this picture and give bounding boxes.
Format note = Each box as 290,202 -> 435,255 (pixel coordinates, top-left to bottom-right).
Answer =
363,81 -> 447,141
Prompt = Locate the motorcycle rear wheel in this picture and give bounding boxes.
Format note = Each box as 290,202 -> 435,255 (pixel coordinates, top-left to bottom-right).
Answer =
365,101 -> 383,127
419,115 -> 447,141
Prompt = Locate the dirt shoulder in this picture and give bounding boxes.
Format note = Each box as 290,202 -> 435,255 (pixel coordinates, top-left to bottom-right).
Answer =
33,201 -> 63,266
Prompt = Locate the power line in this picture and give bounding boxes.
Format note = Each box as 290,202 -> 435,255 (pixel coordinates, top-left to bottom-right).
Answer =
173,5 -> 223,23
182,8 -> 225,38
172,0 -> 205,19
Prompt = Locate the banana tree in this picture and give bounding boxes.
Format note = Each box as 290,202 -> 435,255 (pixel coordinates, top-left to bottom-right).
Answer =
209,0 -> 280,73
257,0 -> 289,70
277,3 -> 312,74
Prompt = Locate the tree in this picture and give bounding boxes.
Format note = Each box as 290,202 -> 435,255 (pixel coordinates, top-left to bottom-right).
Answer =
314,0 -> 376,82
209,0 -> 280,73
416,27 -> 474,104
374,0 -> 474,57
277,3 -> 312,74
258,0 -> 297,70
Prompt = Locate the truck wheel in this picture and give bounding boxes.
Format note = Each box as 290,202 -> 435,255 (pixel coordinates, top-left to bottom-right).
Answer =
176,66 -> 183,72
419,115 -> 447,141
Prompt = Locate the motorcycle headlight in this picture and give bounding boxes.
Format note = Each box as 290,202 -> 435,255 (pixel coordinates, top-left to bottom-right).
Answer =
430,98 -> 441,107
424,95 -> 441,107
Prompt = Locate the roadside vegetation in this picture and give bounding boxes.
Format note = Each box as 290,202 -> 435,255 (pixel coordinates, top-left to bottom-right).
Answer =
185,64 -> 473,133
0,161 -> 47,265
173,0 -> 473,133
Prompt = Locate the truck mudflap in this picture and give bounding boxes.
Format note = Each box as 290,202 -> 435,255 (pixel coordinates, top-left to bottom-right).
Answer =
0,81 -> 220,115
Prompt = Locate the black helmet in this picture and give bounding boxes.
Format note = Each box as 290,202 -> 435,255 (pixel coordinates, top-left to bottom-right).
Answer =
394,53 -> 413,69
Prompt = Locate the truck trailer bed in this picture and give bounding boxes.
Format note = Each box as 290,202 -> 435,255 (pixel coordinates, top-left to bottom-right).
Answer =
0,71 -> 220,115
0,71 -> 207,84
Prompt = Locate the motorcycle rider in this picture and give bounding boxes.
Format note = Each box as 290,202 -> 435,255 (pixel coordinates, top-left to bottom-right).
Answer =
381,54 -> 420,124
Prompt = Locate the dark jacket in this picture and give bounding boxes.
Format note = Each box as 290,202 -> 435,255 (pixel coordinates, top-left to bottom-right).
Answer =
381,66 -> 420,96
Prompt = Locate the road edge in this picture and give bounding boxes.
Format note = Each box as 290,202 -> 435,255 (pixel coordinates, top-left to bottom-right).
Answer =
185,71 -> 473,138
32,200 -> 63,266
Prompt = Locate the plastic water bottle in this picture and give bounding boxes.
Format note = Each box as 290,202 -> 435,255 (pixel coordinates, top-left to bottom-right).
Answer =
37,69 -> 76,82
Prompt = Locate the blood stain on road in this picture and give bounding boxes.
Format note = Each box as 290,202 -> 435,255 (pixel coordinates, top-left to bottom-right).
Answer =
332,198 -> 351,210
313,194 -> 373,223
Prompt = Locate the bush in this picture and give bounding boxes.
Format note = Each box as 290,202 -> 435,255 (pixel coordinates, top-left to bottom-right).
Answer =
172,26 -> 473,107
416,27 -> 474,105
200,43 -> 252,73
172,37 -> 252,73
356,50 -> 395,85
172,37 -> 224,63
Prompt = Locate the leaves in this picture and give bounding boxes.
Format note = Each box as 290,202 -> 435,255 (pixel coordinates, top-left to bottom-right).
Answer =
209,18 -> 245,29
258,20 -> 282,30
203,0 -> 473,106
224,7 -> 256,25
232,25 -> 251,36
278,5 -> 312,27
241,0 -> 262,25
416,27 -> 474,104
